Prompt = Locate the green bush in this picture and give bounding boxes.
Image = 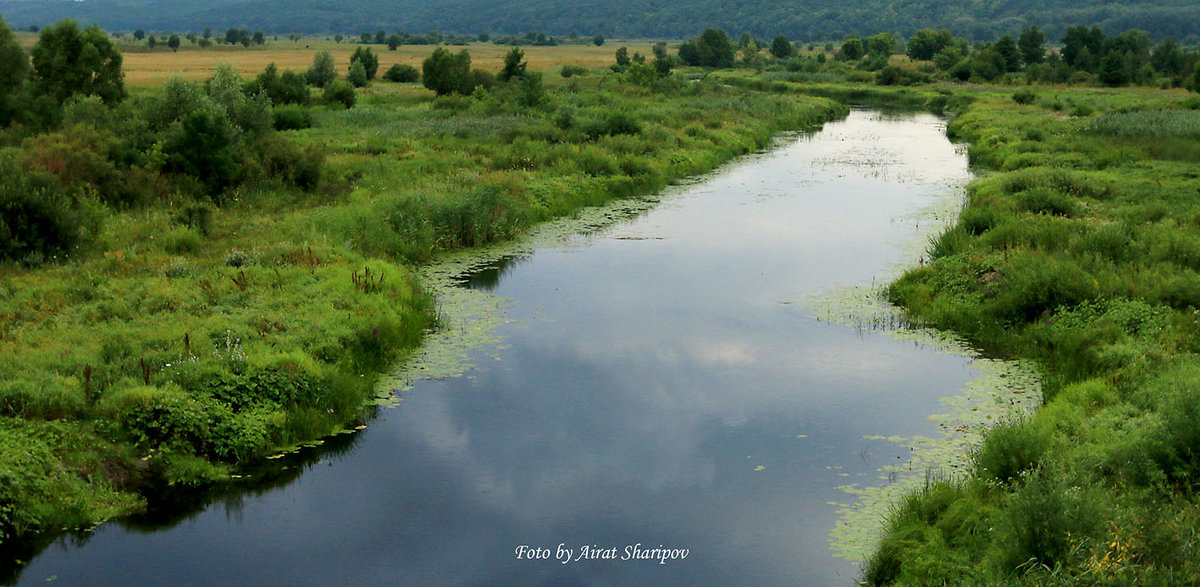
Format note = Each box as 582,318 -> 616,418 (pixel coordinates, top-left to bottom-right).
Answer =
0,156 -> 102,261
322,81 -> 356,109
1016,187 -> 1080,217
974,418 -> 1050,484
383,63 -> 419,83
272,104 -> 312,130
989,253 -> 1097,323
560,65 -> 588,78
255,134 -> 325,190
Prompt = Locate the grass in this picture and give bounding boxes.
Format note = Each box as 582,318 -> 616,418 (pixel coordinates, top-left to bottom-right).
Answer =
869,86 -> 1200,583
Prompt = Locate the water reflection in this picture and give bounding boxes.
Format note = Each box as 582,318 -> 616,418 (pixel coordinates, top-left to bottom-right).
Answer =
12,110 -> 975,586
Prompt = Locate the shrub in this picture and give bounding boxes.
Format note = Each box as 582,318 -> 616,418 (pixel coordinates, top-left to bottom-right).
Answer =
974,418 -> 1050,484
255,134 -> 325,190
347,60 -> 368,88
272,104 -> 313,131
989,254 -> 1097,323
1016,188 -> 1079,217
383,64 -> 419,83
323,81 -> 356,109
0,157 -> 102,261
560,65 -> 588,78
1012,89 -> 1037,104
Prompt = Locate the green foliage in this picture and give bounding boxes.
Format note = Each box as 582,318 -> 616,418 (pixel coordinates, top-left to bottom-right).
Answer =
29,20 -> 125,107
498,46 -> 526,82
907,29 -> 954,61
422,47 -> 473,96
322,80 -> 356,109
347,60 -> 368,88
678,29 -> 735,68
974,419 -> 1051,484
305,50 -> 337,88
0,14 -> 28,126
769,35 -> 793,59
162,108 -> 242,197
349,46 -> 379,80
383,63 -> 420,83
841,37 -> 865,61
272,104 -> 313,131
0,154 -> 102,261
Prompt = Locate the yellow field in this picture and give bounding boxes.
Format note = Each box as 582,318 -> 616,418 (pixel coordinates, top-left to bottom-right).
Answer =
14,33 -> 664,86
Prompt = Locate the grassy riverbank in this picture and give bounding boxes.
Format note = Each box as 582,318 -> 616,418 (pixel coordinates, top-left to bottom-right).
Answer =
0,68 -> 846,558
865,88 -> 1200,582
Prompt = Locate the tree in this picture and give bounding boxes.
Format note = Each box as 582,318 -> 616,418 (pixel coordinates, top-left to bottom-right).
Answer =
498,46 -> 526,82
305,50 -> 337,87
30,20 -> 126,107
163,108 -> 241,196
350,46 -> 378,79
147,36 -> 157,50
994,35 -> 1021,72
770,35 -> 793,59
0,15 -> 29,126
252,31 -> 265,45
1018,26 -> 1046,65
1062,25 -> 1104,69
386,34 -> 403,50
421,47 -> 472,95
375,30 -> 387,45
347,60 -> 368,87
133,29 -> 145,40
906,29 -> 953,61
1098,51 -> 1130,86
614,47 -> 631,69
841,37 -> 864,60
168,34 -> 181,52
867,33 -> 895,60
677,29 -> 734,68
334,34 -> 343,43
203,27 -> 212,40
592,34 -> 604,47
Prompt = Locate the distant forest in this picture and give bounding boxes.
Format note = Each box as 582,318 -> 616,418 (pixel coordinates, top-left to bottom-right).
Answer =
1,0 -> 1197,42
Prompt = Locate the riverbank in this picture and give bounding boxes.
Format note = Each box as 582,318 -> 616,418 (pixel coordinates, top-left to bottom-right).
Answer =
0,72 -> 847,566
866,89 -> 1200,582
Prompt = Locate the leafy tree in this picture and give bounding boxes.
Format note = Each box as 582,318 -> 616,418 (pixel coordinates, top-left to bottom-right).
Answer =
994,35 -> 1022,72
614,47 -> 631,69
677,29 -> 734,68
592,34 -> 605,47
133,29 -> 145,40
770,35 -> 793,59
350,46 -> 378,79
383,63 -> 419,83
347,60 -> 368,87
1098,50 -> 1129,86
1150,37 -> 1184,77
359,32 -> 371,44
375,30 -> 387,45
498,46 -> 527,82
163,108 -> 241,196
387,34 -> 404,50
252,31 -> 265,45
841,37 -> 865,60
168,34 -> 181,52
421,47 -> 472,95
0,15 -> 29,126
517,71 -> 545,107
334,34 -> 343,43
1018,26 -> 1046,65
906,29 -> 953,61
207,63 -> 272,135
30,20 -> 126,107
147,36 -> 157,50
203,27 -> 212,40
478,31 -> 490,42
1062,25 -> 1104,69
867,33 -> 895,60
970,48 -> 1006,81
305,50 -> 337,87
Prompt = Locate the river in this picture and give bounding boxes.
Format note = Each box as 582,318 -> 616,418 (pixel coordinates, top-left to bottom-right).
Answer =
12,109 -> 1025,585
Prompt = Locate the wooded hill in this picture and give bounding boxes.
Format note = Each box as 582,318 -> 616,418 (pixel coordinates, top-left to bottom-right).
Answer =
0,0 -> 1197,42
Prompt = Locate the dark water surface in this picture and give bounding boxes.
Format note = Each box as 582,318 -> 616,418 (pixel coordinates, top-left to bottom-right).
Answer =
14,110 -> 976,585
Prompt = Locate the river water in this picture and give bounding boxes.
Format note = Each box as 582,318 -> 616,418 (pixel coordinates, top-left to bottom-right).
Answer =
14,109 -> 987,585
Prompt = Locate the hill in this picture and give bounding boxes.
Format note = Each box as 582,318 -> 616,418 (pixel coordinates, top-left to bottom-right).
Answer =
0,0 -> 1198,41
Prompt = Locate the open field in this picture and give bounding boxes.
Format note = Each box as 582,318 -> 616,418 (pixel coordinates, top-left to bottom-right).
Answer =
13,32 -> 665,86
